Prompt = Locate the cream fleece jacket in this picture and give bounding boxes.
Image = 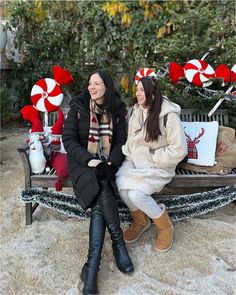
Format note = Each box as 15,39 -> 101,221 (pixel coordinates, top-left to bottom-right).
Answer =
116,98 -> 187,194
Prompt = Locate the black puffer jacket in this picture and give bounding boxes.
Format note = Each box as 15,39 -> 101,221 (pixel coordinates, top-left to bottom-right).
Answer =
62,91 -> 127,210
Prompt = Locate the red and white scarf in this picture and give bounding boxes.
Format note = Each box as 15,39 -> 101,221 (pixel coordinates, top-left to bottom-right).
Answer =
87,100 -> 113,159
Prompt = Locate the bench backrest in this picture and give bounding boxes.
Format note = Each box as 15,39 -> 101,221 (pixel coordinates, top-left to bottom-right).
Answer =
180,109 -> 229,125
43,107 -> 70,126
44,107 -> 229,126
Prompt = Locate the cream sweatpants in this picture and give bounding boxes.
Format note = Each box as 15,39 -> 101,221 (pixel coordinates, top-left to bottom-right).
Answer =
119,189 -> 162,219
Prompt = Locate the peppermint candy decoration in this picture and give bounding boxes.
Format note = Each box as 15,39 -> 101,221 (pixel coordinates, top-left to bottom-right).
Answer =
184,59 -> 215,87
135,68 -> 156,85
231,64 -> 236,83
31,78 -> 63,112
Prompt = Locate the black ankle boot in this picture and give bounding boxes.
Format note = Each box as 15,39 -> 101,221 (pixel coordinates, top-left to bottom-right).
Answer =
80,263 -> 98,295
97,180 -> 134,274
109,225 -> 134,273
113,243 -> 134,273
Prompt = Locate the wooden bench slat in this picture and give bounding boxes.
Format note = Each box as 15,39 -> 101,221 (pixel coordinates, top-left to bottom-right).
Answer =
29,169 -> 236,189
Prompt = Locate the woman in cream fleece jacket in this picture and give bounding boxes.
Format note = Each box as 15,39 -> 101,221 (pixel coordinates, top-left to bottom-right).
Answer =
116,74 -> 187,252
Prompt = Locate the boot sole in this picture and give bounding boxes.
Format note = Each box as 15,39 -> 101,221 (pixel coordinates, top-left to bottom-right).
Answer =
155,242 -> 173,252
124,221 -> 151,243
117,265 -> 134,274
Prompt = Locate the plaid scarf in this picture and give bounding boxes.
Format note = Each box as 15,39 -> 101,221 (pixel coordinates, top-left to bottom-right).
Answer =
87,100 -> 113,159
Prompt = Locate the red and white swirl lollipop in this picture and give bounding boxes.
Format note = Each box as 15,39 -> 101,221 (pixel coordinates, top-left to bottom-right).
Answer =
31,66 -> 74,113
184,59 -> 215,87
135,68 -> 156,85
31,78 -> 63,112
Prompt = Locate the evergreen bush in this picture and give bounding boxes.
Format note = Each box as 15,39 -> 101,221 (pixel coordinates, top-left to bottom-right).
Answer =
0,83 -> 11,126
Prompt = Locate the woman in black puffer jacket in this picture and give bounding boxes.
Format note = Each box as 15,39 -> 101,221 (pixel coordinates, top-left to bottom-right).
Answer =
62,69 -> 133,294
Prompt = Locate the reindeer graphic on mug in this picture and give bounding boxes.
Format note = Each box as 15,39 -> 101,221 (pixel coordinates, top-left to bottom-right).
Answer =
184,127 -> 205,159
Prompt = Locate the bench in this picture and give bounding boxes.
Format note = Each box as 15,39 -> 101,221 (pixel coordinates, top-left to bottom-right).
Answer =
18,108 -> 236,225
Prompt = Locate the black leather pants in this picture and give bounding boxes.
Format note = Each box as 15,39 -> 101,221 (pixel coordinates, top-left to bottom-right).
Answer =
81,180 -> 134,295
97,180 -> 134,274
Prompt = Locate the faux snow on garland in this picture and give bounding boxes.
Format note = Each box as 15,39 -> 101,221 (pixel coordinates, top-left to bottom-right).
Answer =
20,185 -> 236,222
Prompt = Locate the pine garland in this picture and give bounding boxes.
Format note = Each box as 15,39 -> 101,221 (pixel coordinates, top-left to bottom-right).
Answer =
20,186 -> 236,222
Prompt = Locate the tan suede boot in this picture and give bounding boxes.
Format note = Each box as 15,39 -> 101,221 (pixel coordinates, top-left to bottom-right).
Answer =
152,204 -> 174,252
124,210 -> 151,243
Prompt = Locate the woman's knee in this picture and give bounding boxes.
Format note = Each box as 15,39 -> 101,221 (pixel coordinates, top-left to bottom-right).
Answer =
128,190 -> 146,204
119,189 -> 129,200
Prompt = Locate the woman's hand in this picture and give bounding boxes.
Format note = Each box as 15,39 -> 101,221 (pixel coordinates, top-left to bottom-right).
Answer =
107,162 -> 118,179
95,161 -> 107,180
87,159 -> 102,167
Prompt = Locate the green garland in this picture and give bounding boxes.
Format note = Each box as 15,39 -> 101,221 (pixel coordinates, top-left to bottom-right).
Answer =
20,185 -> 236,222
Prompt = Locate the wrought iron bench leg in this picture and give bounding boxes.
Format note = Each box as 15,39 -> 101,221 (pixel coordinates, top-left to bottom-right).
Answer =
25,202 -> 40,225
25,187 -> 48,225
25,203 -> 33,226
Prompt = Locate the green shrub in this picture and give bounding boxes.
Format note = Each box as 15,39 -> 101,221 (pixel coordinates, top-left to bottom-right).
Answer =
0,83 -> 11,126
6,0 -> 236,126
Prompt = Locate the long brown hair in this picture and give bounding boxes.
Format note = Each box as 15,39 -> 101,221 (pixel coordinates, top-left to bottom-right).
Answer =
139,77 -> 163,141
86,69 -> 120,121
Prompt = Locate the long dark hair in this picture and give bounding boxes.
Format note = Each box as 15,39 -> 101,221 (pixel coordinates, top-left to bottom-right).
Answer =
139,77 -> 163,141
87,69 -> 119,120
